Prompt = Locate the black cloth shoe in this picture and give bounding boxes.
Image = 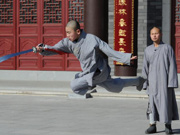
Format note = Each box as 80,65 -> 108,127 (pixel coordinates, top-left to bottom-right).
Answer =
136,76 -> 146,91
145,124 -> 157,134
165,124 -> 173,134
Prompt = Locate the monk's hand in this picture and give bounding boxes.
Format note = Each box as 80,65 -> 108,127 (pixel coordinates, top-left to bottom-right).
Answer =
130,55 -> 137,65
130,55 -> 137,60
35,43 -> 44,52
35,46 -> 43,52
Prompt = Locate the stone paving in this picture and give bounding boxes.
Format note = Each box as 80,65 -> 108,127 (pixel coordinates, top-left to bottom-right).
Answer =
0,94 -> 179,135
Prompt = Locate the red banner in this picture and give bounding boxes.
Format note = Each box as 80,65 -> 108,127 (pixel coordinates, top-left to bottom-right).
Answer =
114,0 -> 134,65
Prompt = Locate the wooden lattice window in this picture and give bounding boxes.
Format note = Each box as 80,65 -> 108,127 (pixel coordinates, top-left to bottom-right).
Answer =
0,0 -> 13,24
176,0 -> 180,22
68,0 -> 84,23
19,0 -> 37,24
44,0 -> 62,23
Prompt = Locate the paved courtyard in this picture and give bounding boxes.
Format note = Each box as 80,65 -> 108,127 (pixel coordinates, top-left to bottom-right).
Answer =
0,94 -> 179,135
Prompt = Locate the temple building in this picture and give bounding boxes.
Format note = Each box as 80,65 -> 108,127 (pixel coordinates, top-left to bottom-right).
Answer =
0,0 -> 179,77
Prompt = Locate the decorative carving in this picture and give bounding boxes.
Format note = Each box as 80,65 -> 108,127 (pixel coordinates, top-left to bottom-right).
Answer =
0,0 -> 13,24
44,0 -> 62,23
20,38 -> 37,56
68,0 -> 84,23
0,38 -> 13,56
19,0 -> 37,24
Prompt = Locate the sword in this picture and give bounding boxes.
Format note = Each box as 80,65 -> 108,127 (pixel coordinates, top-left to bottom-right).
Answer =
0,45 -> 64,63
0,49 -> 33,63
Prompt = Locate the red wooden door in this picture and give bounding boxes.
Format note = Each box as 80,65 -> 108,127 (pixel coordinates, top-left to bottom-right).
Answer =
0,0 -> 16,69
16,0 -> 41,70
0,0 -> 83,71
175,0 -> 180,73
175,23 -> 180,73
40,0 -> 66,71
65,0 -> 84,71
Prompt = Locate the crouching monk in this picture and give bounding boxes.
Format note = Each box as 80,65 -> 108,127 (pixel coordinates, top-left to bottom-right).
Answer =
35,20 -> 145,95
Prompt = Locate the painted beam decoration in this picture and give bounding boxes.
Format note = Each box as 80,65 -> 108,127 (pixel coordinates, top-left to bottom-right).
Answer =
114,0 -> 134,65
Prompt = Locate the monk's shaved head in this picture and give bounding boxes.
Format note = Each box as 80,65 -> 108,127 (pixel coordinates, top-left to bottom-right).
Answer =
65,20 -> 81,41
66,20 -> 80,31
150,27 -> 162,34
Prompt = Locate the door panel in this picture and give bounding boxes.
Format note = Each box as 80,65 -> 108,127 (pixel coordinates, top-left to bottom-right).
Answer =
175,24 -> 180,72
0,0 -> 84,71
17,0 -> 40,70
42,0 -> 65,70
175,0 -> 180,73
0,0 -> 16,69
65,0 -> 84,71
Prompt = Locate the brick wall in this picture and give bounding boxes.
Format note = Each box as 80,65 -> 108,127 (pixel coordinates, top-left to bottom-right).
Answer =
147,0 -> 162,45
138,0 -> 162,74
108,0 -> 115,75
137,0 -> 148,75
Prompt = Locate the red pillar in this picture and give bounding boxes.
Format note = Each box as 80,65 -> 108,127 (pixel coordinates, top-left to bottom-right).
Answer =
114,0 -> 138,76
84,0 -> 108,43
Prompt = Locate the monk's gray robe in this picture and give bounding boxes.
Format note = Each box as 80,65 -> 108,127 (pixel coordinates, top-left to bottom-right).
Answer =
142,42 -> 179,123
40,30 -> 139,95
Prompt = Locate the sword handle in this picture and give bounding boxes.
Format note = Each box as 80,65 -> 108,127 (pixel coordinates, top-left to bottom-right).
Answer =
32,47 -> 37,53
32,43 -> 45,53
32,43 -> 64,55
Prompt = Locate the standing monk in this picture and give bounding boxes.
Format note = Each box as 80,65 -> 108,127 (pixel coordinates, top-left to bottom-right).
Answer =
142,27 -> 179,134
36,20 -> 145,95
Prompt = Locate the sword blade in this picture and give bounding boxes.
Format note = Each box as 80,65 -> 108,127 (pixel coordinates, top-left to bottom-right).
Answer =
0,49 -> 33,63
